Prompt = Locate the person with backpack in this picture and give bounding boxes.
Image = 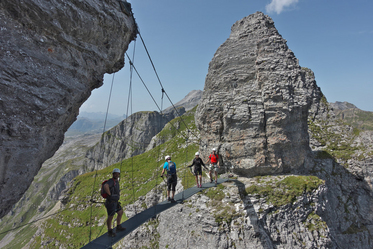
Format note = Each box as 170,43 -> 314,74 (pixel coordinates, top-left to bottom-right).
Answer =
102,168 -> 126,237
160,155 -> 177,203
208,148 -> 220,184
190,152 -> 208,188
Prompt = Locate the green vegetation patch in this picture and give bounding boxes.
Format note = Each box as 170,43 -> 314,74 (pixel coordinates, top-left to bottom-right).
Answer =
303,211 -> 327,232
204,184 -> 240,226
308,119 -> 361,161
204,183 -> 225,201
245,175 -> 324,207
334,108 -> 373,131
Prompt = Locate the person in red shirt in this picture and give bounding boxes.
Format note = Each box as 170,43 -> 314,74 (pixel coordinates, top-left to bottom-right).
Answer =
208,148 -> 220,184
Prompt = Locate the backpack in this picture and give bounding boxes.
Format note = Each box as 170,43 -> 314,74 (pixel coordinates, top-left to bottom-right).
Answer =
101,179 -> 114,198
167,162 -> 176,175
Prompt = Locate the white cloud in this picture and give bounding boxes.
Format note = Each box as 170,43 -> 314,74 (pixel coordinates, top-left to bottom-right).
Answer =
266,0 -> 299,14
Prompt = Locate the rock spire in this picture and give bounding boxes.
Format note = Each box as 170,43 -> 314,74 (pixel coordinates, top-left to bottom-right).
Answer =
196,12 -> 321,176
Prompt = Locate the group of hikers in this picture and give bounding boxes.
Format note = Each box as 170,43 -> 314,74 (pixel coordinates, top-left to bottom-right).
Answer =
101,148 -> 220,237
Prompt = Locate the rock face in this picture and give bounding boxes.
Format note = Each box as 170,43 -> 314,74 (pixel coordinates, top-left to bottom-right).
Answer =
195,12 -> 321,176
330,101 -> 358,111
0,0 -> 137,218
85,108 -> 185,171
164,89 -> 203,113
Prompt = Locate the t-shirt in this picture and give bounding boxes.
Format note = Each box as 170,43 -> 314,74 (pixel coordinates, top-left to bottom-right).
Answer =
209,153 -> 219,164
191,158 -> 205,169
106,178 -> 120,196
163,161 -> 177,174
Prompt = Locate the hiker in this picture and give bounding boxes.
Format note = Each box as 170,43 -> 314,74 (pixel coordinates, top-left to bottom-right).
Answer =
208,148 -> 220,184
161,155 -> 177,203
103,168 -> 126,237
190,152 -> 208,188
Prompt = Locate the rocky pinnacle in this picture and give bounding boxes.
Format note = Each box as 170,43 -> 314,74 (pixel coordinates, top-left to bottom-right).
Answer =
196,12 -> 322,176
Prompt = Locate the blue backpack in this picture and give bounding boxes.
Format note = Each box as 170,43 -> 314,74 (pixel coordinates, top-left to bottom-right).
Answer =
167,162 -> 176,175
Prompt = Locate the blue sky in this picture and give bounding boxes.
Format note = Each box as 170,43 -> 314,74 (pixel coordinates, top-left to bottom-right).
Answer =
81,0 -> 373,116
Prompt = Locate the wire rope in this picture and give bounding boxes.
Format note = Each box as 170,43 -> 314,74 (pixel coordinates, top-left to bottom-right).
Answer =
88,72 -> 116,243
138,32 -> 199,140
124,53 -> 193,143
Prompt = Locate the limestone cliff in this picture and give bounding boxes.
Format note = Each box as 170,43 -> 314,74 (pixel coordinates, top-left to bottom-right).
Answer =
196,12 -> 321,176
85,108 -> 185,171
0,0 -> 137,218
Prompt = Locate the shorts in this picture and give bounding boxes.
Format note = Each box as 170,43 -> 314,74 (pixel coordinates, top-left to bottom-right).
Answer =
167,174 -> 177,191
105,201 -> 122,217
209,163 -> 218,172
194,168 -> 202,176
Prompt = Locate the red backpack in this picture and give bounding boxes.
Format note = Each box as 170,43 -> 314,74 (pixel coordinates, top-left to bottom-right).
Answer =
101,180 -> 110,198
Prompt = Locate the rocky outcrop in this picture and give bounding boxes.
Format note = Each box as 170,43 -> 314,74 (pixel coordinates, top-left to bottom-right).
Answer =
164,89 -> 203,113
195,12 -> 322,176
0,0 -> 137,218
330,101 -> 358,111
85,108 -> 185,171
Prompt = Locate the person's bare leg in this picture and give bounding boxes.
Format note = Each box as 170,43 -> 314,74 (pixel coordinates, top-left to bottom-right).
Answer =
116,209 -> 123,225
107,215 -> 114,230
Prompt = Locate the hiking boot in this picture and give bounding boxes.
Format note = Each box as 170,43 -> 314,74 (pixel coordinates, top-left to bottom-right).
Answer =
210,179 -> 213,183
168,197 -> 171,202
170,198 -> 176,203
108,229 -> 116,237
116,225 -> 126,232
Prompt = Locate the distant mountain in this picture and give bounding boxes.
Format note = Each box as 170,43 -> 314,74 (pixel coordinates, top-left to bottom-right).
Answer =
330,101 -> 373,130
78,111 -> 125,121
67,91 -> 203,137
329,101 -> 358,111
164,90 -> 203,113
66,112 -> 126,136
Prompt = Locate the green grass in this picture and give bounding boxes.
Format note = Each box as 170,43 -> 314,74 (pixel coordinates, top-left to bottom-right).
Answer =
303,211 -> 327,232
245,175 -> 324,207
203,184 -> 240,225
334,108 -> 373,131
308,119 -> 361,161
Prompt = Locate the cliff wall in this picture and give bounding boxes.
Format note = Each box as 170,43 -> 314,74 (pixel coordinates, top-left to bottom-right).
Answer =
85,108 -> 185,171
0,0 -> 137,218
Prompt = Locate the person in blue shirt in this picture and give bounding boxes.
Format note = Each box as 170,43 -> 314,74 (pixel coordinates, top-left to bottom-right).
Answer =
161,155 -> 177,203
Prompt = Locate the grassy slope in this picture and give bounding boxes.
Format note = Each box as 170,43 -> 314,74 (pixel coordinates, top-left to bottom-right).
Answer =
334,108 -> 373,131
29,107 -> 199,248
0,137 -> 98,249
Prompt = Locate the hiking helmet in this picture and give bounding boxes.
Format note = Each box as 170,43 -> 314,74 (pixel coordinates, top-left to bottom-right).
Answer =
165,155 -> 171,160
112,168 -> 120,174
195,152 -> 200,156
212,148 -> 216,151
